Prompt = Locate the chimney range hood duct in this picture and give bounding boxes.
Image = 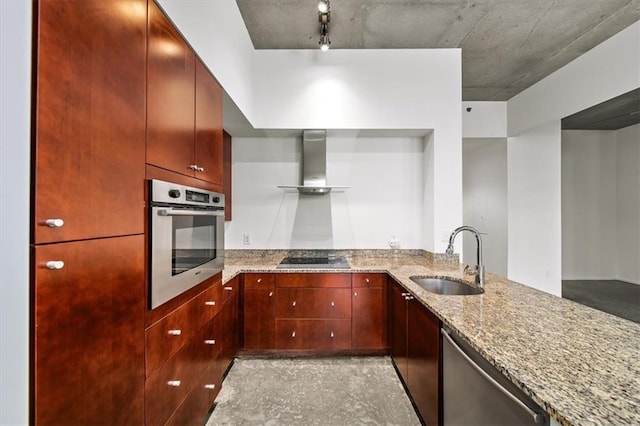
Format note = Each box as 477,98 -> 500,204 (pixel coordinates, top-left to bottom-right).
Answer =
278,129 -> 349,195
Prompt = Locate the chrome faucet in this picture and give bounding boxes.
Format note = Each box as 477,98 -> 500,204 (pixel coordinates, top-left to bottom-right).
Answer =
446,226 -> 485,287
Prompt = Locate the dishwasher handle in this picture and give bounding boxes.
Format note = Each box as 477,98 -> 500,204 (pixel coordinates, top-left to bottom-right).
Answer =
441,329 -> 546,425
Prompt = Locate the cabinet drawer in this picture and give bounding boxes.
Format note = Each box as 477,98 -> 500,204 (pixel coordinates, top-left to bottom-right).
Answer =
146,317 -> 221,426
243,273 -> 275,289
275,273 -> 351,288
221,276 -> 239,302
352,273 -> 386,288
275,288 -> 351,319
193,281 -> 223,326
164,363 -> 221,426
275,319 -> 351,350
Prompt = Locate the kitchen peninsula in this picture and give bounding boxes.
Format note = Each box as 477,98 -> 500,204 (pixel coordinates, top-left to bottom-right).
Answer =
222,249 -> 640,426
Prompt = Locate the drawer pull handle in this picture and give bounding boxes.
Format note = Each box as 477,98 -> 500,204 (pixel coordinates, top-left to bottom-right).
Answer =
291,331 -> 296,338
331,301 -> 335,307
292,301 -> 296,307
401,292 -> 410,297
168,329 -> 182,336
204,339 -> 216,345
45,261 -> 65,270
204,384 -> 216,390
224,286 -> 233,291
405,295 -> 414,301
197,166 -> 205,172
45,218 -> 64,228
365,278 -> 370,283
330,332 -> 335,338
268,291 -> 273,297
205,301 -> 216,306
167,380 -> 181,387
188,164 -> 198,171
257,278 -> 262,283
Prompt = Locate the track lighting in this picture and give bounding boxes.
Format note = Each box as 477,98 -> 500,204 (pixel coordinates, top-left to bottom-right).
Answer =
317,1 -> 331,51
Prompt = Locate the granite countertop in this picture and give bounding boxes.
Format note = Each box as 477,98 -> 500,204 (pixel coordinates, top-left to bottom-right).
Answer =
221,250 -> 640,426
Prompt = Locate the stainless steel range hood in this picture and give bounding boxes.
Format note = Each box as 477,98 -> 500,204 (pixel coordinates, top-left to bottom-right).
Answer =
278,129 -> 349,195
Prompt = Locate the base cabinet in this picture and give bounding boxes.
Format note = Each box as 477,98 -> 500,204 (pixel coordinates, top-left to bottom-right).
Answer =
145,276 -> 239,426
389,279 -> 441,425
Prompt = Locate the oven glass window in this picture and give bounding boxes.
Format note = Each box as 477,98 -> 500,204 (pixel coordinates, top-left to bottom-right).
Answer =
172,215 -> 216,276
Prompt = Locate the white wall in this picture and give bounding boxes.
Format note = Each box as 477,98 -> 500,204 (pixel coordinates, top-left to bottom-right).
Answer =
463,138 -> 508,276
508,122 -> 562,296
562,130 -> 618,280
226,133 -> 426,249
0,1 -> 32,424
462,102 -> 508,138
506,21 -> 640,295
616,124 -> 640,284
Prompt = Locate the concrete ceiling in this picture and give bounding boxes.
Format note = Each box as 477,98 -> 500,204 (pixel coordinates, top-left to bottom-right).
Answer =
235,0 -> 640,101
562,88 -> 640,130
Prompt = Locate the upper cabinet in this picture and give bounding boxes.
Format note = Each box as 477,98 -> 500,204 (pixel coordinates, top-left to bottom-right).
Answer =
147,1 -> 223,187
33,0 -> 147,244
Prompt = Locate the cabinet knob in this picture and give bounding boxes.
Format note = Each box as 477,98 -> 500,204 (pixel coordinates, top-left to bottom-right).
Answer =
167,380 -> 181,387
224,286 -> 233,291
292,301 -> 296,307
45,219 -> 64,228
291,331 -> 296,338
197,166 -> 205,172
268,291 -> 273,297
330,332 -> 335,338
257,278 -> 262,283
168,329 -> 182,336
354,292 -> 358,297
45,261 -> 65,270
205,301 -> 216,306
365,278 -> 370,283
204,339 -> 216,345
204,384 -> 216,390
330,301 -> 335,307
188,164 -> 198,171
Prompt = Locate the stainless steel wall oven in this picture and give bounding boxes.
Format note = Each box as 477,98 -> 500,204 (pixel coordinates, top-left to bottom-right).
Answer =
149,179 -> 224,309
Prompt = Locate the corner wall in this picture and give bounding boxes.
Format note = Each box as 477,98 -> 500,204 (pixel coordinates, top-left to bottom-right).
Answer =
506,21 -> 640,295
0,1 -> 32,424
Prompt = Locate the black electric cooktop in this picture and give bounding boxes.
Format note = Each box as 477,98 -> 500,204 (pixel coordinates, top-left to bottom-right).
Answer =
277,256 -> 350,269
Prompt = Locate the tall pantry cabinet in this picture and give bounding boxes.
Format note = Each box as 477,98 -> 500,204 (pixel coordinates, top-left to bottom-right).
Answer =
31,0 -> 147,424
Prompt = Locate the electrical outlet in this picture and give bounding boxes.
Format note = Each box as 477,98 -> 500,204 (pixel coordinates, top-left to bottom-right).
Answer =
243,233 -> 252,245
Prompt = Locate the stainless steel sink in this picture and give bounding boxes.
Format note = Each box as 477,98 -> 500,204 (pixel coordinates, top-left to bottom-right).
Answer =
410,277 -> 484,295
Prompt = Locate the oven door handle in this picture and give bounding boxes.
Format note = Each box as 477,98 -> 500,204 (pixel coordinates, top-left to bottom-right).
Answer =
157,208 -> 224,217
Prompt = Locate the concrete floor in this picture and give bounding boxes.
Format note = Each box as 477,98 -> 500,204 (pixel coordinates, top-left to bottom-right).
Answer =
206,356 -> 420,426
562,280 -> 640,324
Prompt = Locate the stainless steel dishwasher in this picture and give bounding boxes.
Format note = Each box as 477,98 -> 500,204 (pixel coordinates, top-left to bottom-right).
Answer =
441,328 -> 549,426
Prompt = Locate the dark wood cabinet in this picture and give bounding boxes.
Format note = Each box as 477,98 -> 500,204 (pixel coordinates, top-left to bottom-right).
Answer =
195,59 -> 224,186
243,274 -> 276,349
146,1 -> 223,187
275,288 -> 352,319
352,273 -> 387,350
146,0 -> 196,180
33,0 -> 146,244
219,277 -> 240,373
389,279 -> 441,425
33,236 -> 145,425
275,319 -> 352,350
223,130 -> 233,221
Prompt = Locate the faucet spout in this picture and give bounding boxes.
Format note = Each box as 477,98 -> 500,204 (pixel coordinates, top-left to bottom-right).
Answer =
445,226 -> 485,287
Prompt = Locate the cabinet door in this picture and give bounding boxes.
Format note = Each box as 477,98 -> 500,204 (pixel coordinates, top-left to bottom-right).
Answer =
34,236 -> 145,425
408,299 -> 441,426
244,287 -> 275,349
195,58 -> 224,185
389,281 -> 408,382
352,287 -> 386,349
147,0 -> 196,177
275,319 -> 351,350
275,288 -> 351,319
33,0 -> 146,244
218,290 -> 239,374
